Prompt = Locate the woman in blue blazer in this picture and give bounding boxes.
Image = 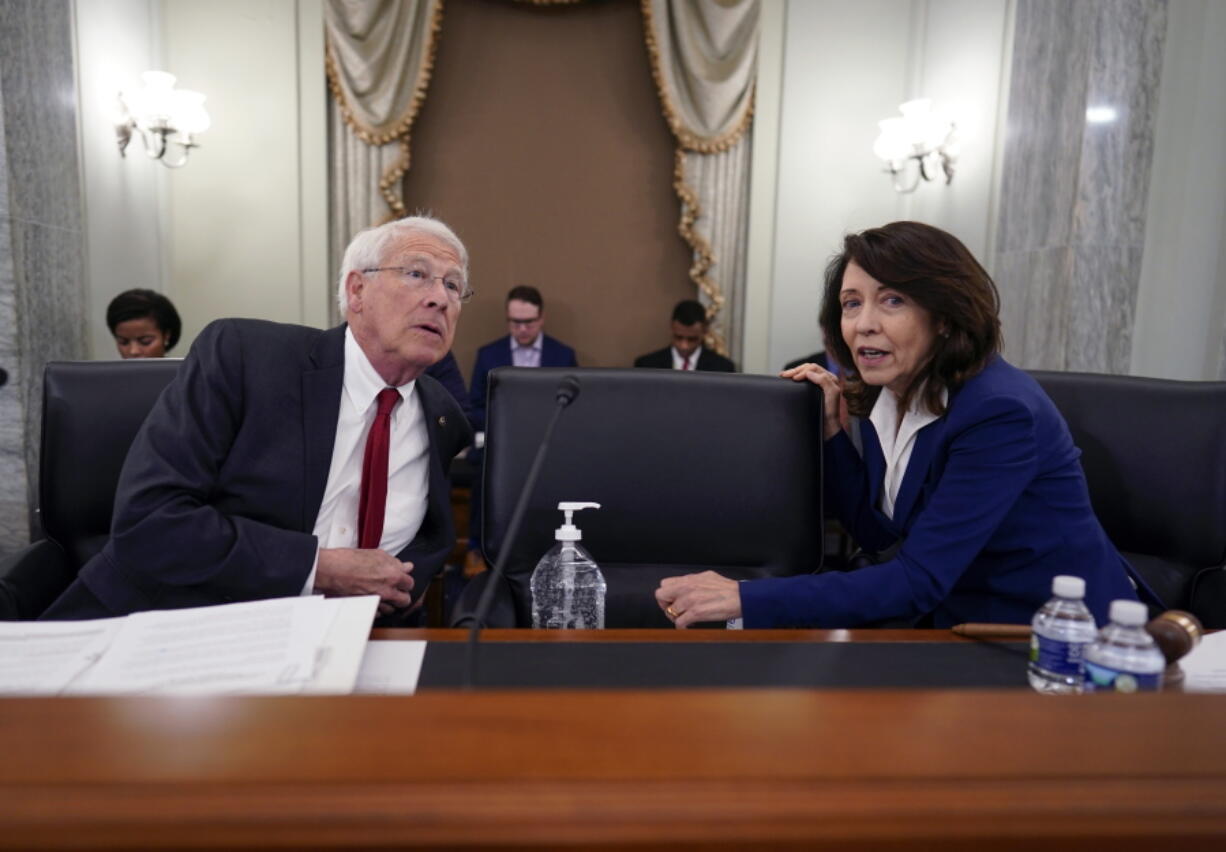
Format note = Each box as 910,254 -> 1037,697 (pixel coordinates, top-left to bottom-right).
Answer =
657,221 -> 1146,628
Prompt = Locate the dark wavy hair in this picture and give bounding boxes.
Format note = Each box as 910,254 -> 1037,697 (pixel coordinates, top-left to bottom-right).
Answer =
818,221 -> 1001,417
105,289 -> 182,352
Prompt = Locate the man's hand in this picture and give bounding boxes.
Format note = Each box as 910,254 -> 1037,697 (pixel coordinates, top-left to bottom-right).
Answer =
656,571 -> 742,629
315,548 -> 414,614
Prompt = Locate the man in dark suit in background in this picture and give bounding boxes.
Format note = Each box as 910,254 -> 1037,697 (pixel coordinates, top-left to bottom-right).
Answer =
635,299 -> 736,372
464,285 -> 577,576
43,216 -> 473,621
467,285 -> 577,434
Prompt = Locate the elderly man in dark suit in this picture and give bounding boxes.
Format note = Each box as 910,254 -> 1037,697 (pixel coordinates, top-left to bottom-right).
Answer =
634,299 -> 736,372
43,216 -> 473,620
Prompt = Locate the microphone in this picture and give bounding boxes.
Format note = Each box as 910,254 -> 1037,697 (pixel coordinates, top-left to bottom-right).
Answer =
464,374 -> 581,688
555,374 -> 580,406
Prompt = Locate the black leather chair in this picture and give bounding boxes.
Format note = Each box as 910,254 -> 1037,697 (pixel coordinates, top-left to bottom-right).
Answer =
1031,370 -> 1226,627
454,367 -> 825,628
0,359 -> 180,618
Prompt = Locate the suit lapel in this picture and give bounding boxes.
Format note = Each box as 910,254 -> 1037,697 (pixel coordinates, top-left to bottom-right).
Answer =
859,419 -> 908,539
892,419 -> 946,530
860,420 -> 886,511
395,375 -> 471,561
416,376 -> 450,489
301,325 -> 346,532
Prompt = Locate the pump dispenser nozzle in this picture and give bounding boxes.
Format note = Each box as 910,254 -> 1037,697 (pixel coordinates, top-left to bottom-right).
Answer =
556,502 -> 600,541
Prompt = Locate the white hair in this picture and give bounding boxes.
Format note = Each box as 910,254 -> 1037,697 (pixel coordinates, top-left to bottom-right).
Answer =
336,215 -> 469,315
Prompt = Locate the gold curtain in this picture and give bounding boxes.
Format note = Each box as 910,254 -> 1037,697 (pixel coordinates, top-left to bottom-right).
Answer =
642,0 -> 758,359
324,0 -> 444,322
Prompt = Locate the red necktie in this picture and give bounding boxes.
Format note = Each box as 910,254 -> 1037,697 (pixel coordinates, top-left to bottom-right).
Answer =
357,388 -> 400,549
682,355 -> 691,371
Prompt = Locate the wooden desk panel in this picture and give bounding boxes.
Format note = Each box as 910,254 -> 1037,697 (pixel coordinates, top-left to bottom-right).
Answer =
2,632 -> 1224,849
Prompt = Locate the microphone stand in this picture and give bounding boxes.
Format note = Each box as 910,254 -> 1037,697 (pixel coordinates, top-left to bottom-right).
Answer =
464,376 -> 580,689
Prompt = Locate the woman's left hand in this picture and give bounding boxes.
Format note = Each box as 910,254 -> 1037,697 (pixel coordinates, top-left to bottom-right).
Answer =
655,571 -> 742,629
780,362 -> 845,440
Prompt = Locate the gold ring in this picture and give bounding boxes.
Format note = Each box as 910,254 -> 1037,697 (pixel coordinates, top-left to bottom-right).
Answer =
666,606 -> 679,619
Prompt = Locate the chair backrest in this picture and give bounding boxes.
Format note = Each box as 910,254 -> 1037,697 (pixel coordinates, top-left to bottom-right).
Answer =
39,359 -> 181,569
483,368 -> 824,627
1030,370 -> 1226,622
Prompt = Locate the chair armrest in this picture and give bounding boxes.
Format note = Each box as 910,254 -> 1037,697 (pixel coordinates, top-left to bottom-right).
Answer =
0,538 -> 75,620
1189,566 -> 1226,630
449,571 -> 521,628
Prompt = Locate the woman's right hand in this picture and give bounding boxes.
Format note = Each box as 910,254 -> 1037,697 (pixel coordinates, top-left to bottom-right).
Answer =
780,362 -> 844,440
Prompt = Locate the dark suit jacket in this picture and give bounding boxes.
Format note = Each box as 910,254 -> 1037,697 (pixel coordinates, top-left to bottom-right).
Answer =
42,319 -> 471,620
741,356 -> 1143,628
469,334 -> 577,431
425,351 -> 470,418
634,347 -> 736,372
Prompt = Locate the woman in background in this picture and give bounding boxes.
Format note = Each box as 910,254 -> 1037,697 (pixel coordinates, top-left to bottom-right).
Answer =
657,221 -> 1150,628
106,289 -> 181,359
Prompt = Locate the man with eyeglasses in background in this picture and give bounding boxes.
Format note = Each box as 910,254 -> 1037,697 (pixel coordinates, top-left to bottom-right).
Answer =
43,216 -> 473,623
465,285 -> 577,577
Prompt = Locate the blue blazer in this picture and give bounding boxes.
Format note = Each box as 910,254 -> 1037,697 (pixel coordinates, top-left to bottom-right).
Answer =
468,334 -> 577,431
741,357 -> 1141,628
43,320 -> 472,619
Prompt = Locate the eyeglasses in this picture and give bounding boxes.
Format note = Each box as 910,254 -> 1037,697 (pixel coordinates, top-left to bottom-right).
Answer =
507,316 -> 541,327
362,267 -> 474,304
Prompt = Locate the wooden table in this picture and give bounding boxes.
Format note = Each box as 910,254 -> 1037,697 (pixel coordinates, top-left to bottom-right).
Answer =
2,629 -> 1224,850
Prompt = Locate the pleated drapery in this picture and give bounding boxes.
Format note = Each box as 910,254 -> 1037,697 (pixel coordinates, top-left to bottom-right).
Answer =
642,0 -> 758,360
322,0 -> 758,352
324,0 -> 442,323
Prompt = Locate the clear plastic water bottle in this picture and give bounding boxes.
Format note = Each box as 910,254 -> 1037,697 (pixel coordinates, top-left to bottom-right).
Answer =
1083,600 -> 1165,693
1028,575 -> 1097,694
530,502 -> 605,629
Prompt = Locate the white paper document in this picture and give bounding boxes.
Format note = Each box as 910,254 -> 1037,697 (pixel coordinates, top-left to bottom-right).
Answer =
354,640 -> 427,694
0,618 -> 123,695
1179,630 -> 1226,692
303,596 -> 383,694
0,595 -> 379,696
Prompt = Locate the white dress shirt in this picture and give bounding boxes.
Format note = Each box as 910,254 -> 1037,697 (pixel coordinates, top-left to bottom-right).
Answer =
303,328 -> 431,592
511,334 -> 543,368
672,346 -> 702,370
868,385 -> 946,520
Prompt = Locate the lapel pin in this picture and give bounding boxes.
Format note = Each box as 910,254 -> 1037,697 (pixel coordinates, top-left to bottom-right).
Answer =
438,416 -> 447,427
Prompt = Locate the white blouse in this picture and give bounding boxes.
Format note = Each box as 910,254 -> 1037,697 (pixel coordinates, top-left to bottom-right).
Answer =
867,386 -> 947,520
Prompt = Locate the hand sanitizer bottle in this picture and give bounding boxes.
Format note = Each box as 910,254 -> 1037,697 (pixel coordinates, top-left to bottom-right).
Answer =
530,502 -> 605,629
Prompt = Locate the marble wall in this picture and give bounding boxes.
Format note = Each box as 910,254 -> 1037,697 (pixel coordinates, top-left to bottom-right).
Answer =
993,0 -> 1167,372
0,0 -> 88,555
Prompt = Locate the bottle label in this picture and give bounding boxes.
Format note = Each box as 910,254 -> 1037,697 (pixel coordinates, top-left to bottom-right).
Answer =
1083,661 -> 1162,693
1029,633 -> 1088,677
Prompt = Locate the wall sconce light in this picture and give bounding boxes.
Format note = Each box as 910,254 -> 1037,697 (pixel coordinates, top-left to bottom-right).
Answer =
115,71 -> 210,168
872,98 -> 958,194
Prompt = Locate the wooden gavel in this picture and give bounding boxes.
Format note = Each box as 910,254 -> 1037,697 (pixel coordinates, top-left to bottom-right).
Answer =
1145,609 -> 1204,689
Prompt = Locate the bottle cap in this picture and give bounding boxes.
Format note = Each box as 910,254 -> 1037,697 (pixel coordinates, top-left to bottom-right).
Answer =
1052,575 -> 1085,599
1110,599 -> 1147,626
